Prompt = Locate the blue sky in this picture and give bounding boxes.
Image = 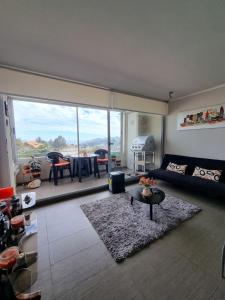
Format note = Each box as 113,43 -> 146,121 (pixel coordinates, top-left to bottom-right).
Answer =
13,100 -> 120,143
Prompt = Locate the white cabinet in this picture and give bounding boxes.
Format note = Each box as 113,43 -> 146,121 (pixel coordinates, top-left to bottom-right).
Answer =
133,151 -> 155,173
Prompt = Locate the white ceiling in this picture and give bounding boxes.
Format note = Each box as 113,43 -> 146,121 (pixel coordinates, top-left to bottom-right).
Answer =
1,0 -> 225,101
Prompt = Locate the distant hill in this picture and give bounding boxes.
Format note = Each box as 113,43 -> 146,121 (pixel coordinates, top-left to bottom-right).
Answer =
80,136 -> 120,147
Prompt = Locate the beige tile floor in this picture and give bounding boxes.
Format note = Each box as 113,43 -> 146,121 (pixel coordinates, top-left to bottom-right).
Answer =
31,181 -> 225,300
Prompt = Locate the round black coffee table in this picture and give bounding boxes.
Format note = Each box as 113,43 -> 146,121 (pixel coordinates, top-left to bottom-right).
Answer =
129,187 -> 165,220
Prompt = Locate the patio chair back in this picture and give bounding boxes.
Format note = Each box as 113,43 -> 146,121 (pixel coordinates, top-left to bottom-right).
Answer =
94,149 -> 108,159
94,149 -> 108,173
47,152 -> 65,164
47,152 -> 72,185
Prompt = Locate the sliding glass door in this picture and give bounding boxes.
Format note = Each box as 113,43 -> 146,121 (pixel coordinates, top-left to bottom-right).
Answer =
108,110 -> 122,172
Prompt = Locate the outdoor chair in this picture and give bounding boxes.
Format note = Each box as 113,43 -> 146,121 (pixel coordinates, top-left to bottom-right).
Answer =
94,149 -> 108,173
47,152 -> 73,185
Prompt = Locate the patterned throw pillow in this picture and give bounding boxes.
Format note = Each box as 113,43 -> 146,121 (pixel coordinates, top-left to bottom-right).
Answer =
166,162 -> 187,175
192,167 -> 222,182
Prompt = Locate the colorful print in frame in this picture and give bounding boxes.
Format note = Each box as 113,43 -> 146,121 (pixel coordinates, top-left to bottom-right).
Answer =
177,104 -> 225,130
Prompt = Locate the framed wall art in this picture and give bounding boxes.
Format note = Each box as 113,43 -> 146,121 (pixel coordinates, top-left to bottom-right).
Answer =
177,104 -> 225,130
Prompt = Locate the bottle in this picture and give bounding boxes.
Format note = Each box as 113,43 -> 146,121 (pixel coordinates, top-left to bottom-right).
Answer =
11,196 -> 22,217
0,202 -> 10,219
0,211 -> 9,252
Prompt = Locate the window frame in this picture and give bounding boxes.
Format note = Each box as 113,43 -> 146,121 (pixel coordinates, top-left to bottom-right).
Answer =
11,97 -> 124,163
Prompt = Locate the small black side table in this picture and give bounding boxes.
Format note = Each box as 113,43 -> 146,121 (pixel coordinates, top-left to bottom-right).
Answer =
70,155 -> 100,182
129,187 -> 165,220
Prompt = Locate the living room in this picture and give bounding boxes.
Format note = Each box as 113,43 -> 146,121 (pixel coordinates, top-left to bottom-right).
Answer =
1,1 -> 225,299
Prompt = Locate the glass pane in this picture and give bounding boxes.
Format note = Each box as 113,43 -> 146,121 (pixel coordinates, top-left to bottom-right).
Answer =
126,112 -> 163,174
13,100 -> 78,159
109,110 -> 122,170
78,107 -> 108,155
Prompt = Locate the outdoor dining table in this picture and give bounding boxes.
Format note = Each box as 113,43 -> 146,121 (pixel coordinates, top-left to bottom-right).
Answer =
70,154 -> 100,182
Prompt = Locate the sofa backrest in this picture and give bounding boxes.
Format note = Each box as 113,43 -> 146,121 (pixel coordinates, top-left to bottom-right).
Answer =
161,154 -> 225,183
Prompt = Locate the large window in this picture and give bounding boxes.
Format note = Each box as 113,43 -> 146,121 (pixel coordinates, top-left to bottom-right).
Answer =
13,100 -> 122,160
13,100 -> 78,159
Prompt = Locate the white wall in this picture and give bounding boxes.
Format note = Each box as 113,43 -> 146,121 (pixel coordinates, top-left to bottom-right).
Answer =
165,86 -> 225,160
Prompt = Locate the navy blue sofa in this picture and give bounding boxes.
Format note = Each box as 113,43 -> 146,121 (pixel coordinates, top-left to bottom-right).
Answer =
148,154 -> 225,199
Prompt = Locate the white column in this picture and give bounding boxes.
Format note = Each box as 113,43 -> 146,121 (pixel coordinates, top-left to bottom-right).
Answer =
0,95 -> 16,189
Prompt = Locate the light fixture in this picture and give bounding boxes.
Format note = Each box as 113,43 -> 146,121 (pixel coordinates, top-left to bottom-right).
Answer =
169,91 -> 174,99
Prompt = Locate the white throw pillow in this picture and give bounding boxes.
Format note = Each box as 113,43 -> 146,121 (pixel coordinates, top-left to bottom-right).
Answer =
192,167 -> 221,182
166,162 -> 187,175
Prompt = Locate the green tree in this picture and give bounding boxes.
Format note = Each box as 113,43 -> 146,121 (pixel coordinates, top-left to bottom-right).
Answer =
36,137 -> 48,145
16,138 -> 23,147
52,136 -> 67,149
48,139 -> 53,146
36,137 -> 42,143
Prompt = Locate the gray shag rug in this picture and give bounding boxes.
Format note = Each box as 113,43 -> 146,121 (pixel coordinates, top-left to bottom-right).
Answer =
81,192 -> 201,262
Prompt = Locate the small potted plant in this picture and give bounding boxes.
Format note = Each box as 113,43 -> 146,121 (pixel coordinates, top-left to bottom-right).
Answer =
22,164 -> 31,175
28,156 -> 41,178
139,177 -> 156,197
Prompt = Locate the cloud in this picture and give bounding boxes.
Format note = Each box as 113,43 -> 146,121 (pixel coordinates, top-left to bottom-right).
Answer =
13,100 -> 121,142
